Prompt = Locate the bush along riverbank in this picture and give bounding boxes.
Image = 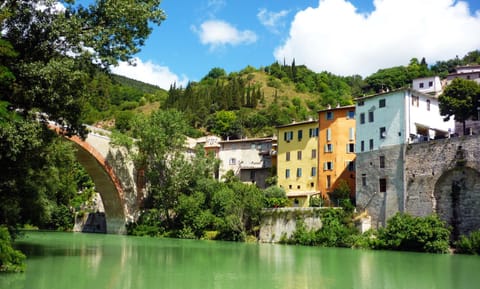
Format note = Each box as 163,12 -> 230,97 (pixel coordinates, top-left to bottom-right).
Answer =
0,226 -> 26,273
280,210 -> 480,255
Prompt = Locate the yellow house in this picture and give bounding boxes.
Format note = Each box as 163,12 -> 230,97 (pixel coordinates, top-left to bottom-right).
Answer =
318,105 -> 356,204
277,119 -> 319,207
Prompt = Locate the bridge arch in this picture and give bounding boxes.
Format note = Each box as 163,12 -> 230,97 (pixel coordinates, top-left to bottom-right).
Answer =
434,166 -> 480,239
50,124 -> 142,234
69,135 -> 127,234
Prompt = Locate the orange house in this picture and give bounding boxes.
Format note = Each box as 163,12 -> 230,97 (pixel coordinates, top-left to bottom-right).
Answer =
318,105 -> 356,202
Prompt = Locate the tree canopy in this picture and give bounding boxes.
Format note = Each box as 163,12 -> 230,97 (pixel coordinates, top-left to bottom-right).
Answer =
1,0 -> 165,134
439,78 -> 480,134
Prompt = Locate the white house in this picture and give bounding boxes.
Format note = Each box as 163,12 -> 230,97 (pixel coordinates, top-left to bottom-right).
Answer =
355,87 -> 455,154
446,65 -> 480,85
355,81 -> 455,227
412,76 -> 443,96
217,137 -> 276,188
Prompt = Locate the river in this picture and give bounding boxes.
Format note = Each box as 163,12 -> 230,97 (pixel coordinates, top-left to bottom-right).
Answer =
1,231 -> 479,289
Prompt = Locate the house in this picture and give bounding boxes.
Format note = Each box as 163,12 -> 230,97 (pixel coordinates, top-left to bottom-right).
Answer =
217,137 -> 276,188
276,119 -> 319,207
412,76 -> 443,96
446,65 -> 480,85
318,105 -> 356,204
355,85 -> 455,227
446,65 -> 480,135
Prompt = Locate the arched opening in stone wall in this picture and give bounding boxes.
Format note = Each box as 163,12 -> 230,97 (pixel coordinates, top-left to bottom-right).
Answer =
434,167 -> 480,240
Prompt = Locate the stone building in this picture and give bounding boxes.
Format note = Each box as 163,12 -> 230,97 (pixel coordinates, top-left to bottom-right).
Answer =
217,137 -> 276,189
355,84 -> 455,228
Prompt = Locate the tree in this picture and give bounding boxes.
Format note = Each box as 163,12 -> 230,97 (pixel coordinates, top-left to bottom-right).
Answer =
207,110 -> 242,139
439,78 -> 480,135
2,0 -> 165,134
0,0 -> 165,233
132,109 -> 190,226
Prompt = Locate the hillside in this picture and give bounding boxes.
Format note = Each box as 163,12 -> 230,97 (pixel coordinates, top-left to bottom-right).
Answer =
91,50 -> 480,137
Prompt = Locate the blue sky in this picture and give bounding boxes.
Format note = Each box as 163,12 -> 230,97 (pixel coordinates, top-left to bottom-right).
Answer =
105,0 -> 480,89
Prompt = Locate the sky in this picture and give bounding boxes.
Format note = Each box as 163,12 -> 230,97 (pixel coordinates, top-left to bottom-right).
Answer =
106,0 -> 480,89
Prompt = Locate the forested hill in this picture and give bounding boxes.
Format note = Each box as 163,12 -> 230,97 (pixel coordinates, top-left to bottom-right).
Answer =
88,50 -> 480,139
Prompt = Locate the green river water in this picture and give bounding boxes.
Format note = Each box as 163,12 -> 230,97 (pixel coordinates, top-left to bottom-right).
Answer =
1,231 -> 480,289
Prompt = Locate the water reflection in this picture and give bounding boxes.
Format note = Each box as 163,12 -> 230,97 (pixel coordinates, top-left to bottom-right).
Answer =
1,232 -> 480,289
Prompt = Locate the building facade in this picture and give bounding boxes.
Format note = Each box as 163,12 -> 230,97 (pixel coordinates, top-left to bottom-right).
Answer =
217,137 -> 275,189
317,105 -> 356,202
277,120 -> 319,207
355,87 -> 455,227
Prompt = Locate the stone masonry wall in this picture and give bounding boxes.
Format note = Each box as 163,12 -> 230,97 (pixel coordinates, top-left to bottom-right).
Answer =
357,135 -> 480,236
259,208 -> 324,243
404,135 -> 480,236
356,145 -> 406,228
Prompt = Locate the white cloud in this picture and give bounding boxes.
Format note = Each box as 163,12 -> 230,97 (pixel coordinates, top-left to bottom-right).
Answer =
275,0 -> 480,76
111,58 -> 189,90
257,8 -> 290,34
193,20 -> 257,49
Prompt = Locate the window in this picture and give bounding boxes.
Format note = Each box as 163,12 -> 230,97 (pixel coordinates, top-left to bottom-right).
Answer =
379,99 -> 386,108
379,155 -> 385,168
379,178 -> 387,192
347,110 -> 355,119
311,149 -> 317,159
349,127 -> 355,140
347,143 -> 355,153
286,152 -> 290,161
326,128 -> 332,141
285,169 -> 290,178
360,113 -> 365,124
326,175 -> 331,189
324,161 -> 333,171
412,96 -> 419,107
311,167 -> 317,177
309,127 -> 319,137
324,143 -> 333,153
428,81 -> 433,87
361,174 -> 367,186
297,168 -> 302,177
298,130 -> 303,141
229,158 -> 236,165
361,141 -> 365,152
368,111 -> 374,122
284,131 -> 293,141
326,111 -> 334,120
297,151 -> 302,160
380,127 -> 386,139
419,82 -> 424,88
250,171 -> 256,181
427,99 -> 430,111
358,100 -> 364,106
369,139 -> 374,151
347,161 -> 355,172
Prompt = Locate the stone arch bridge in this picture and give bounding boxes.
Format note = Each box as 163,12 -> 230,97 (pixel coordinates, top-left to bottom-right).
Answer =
52,124 -> 144,234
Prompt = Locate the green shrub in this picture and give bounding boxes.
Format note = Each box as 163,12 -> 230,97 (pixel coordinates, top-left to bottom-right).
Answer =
0,226 -> 26,273
372,213 -> 451,253
455,230 -> 480,255
282,209 -> 360,248
309,196 -> 323,207
126,209 -> 164,237
263,186 -> 288,208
